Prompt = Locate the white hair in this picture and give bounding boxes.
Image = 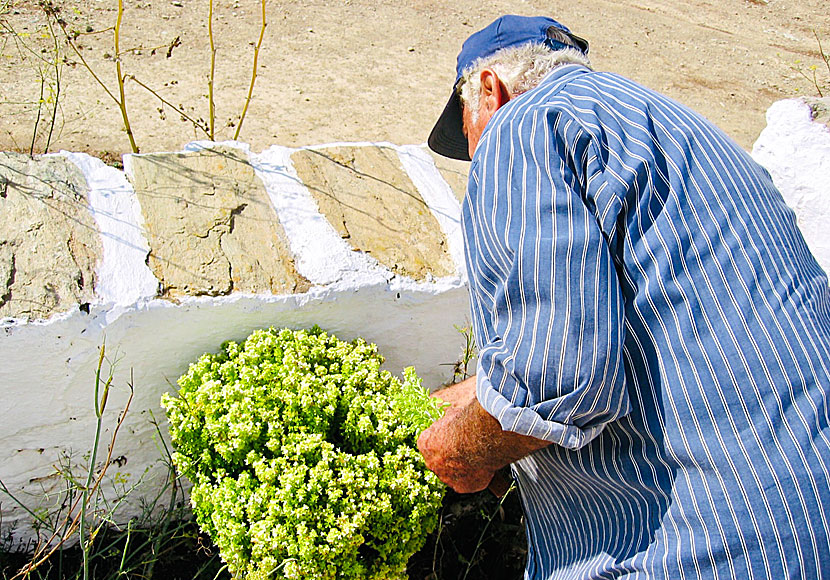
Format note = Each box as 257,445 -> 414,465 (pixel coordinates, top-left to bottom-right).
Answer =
458,43 -> 591,123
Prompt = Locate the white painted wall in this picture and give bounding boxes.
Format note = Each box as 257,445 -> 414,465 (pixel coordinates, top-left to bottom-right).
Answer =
0,142 -> 473,547
752,99 -> 830,276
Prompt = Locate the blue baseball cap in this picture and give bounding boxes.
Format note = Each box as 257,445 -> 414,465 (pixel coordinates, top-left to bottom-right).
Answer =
427,15 -> 588,161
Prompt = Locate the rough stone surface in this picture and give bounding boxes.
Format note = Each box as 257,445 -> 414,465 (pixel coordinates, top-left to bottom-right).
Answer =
807,97 -> 830,130
429,151 -> 471,204
291,146 -> 455,280
0,153 -> 100,320
128,146 -> 309,297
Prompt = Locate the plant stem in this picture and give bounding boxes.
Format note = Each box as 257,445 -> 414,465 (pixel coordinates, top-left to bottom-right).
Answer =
29,74 -> 44,157
461,483 -> 517,580
43,16 -> 61,154
234,0 -> 266,140
816,31 -> 829,97
208,0 -> 216,140
81,344 -> 109,580
114,0 -> 138,153
128,75 -> 210,137
8,359 -> 133,580
143,411 -> 180,579
55,25 -> 119,104
816,31 -> 830,76
0,478 -> 49,525
431,510 -> 445,576
118,520 -> 132,574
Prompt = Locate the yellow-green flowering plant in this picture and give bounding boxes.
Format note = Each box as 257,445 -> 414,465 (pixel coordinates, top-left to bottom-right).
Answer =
161,327 -> 446,580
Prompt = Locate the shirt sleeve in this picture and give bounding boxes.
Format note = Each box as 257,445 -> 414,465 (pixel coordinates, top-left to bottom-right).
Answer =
464,105 -> 628,449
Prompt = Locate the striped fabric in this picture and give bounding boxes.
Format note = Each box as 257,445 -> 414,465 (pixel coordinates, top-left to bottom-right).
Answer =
464,64 -> 830,579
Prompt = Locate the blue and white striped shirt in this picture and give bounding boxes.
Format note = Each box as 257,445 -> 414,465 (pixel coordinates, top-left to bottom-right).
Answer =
464,64 -> 830,579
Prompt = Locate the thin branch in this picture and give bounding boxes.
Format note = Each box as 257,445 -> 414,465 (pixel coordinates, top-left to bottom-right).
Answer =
114,0 -> 138,153
815,32 -> 827,68
0,478 -> 51,527
11,369 -> 135,580
207,0 -> 216,140
127,75 -> 211,137
29,74 -> 45,157
234,0 -> 266,140
461,483 -> 517,580
73,25 -> 116,38
1,20 -> 57,65
50,15 -> 119,104
44,16 -> 61,153
816,31 -> 830,78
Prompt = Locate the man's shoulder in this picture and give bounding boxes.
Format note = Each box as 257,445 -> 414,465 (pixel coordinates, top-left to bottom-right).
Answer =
479,67 -> 614,148
530,66 -> 668,116
485,66 -> 594,130
496,65 -> 641,129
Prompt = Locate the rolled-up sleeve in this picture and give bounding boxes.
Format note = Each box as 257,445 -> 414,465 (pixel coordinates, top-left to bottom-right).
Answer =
464,105 -> 628,449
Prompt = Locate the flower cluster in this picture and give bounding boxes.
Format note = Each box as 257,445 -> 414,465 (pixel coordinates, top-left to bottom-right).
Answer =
161,327 -> 446,580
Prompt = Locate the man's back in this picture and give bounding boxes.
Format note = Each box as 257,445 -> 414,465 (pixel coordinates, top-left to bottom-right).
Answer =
464,64 -> 830,578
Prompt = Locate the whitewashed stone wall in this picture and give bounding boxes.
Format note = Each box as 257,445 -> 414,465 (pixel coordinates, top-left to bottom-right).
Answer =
0,141 -> 472,547
0,96 -> 827,548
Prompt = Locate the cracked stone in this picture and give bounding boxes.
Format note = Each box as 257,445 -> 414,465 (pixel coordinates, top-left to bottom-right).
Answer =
128,146 -> 309,297
291,146 -> 455,280
0,245 -> 13,309
0,152 -> 100,321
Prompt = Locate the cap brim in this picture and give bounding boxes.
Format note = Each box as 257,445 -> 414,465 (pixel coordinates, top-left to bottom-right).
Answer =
428,90 -> 471,161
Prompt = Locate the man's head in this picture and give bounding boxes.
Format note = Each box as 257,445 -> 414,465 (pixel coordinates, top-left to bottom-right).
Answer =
428,15 -> 590,161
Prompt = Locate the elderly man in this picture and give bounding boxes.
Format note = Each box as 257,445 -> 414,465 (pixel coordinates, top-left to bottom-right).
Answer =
418,14 -> 830,579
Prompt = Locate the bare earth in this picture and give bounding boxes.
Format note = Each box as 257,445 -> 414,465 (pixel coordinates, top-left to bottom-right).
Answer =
1,0 -> 828,158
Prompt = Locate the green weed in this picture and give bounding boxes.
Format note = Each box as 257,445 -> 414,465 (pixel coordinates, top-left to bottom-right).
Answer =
790,30 -> 830,98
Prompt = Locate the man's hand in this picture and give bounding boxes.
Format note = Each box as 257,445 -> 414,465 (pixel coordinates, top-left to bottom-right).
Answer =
417,376 -> 550,493
417,396 -> 496,493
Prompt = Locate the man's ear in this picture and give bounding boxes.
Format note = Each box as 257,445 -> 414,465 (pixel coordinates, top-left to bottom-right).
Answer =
479,68 -> 511,115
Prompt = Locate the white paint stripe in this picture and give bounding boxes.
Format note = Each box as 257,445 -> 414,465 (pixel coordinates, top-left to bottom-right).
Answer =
61,151 -> 159,306
248,145 -> 390,288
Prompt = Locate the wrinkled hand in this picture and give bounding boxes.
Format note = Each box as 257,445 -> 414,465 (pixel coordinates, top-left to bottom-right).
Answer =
418,376 -> 549,494
417,405 -> 495,494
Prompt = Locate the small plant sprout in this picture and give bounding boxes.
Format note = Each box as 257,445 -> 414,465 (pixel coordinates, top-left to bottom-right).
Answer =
789,30 -> 830,98
0,342 -> 135,580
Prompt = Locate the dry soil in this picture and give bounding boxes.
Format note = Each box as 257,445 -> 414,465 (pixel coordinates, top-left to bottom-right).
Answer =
1,0 -> 828,157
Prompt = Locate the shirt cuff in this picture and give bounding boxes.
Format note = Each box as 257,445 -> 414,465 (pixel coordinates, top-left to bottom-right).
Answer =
475,362 -> 606,449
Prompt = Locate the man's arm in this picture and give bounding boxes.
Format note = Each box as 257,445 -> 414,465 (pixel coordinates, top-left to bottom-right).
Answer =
417,375 -> 550,493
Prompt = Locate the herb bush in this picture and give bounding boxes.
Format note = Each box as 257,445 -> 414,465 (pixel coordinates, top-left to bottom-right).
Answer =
161,327 -> 446,580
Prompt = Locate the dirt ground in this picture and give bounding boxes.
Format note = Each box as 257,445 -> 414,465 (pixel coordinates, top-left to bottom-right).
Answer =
0,0 -> 828,158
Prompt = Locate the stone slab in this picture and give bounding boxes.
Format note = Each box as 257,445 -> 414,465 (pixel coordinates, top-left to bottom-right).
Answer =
128,146 -> 309,297
428,151 -> 471,204
0,153 -> 101,321
291,146 -> 455,280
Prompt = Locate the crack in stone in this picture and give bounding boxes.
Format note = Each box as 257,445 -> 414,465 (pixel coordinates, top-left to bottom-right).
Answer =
66,238 -> 87,292
0,251 -> 15,310
227,203 -> 247,234
219,202 -> 248,295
